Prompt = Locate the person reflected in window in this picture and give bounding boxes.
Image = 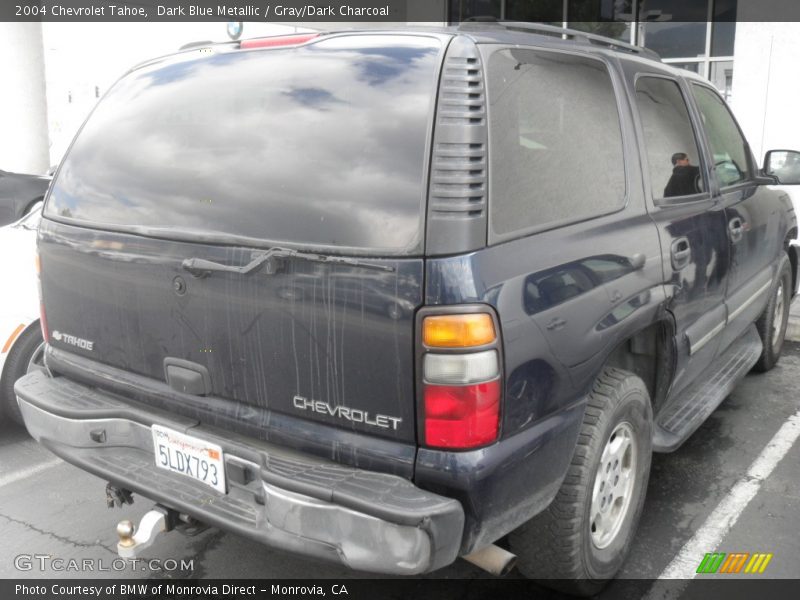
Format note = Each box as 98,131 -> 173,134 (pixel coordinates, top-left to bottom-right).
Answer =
664,152 -> 701,197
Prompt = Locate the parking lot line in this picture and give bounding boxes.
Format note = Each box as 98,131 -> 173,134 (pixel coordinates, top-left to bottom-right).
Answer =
0,456 -> 62,488
645,408 -> 800,595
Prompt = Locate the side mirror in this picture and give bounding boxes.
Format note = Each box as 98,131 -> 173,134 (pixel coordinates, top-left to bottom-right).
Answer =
763,150 -> 800,185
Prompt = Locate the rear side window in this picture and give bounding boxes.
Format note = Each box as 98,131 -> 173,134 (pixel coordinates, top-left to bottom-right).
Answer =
488,48 -> 626,238
635,76 -> 705,200
691,83 -> 751,188
46,35 -> 442,254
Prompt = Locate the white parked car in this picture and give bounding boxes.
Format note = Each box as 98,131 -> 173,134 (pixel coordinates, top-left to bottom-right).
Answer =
0,204 -> 44,425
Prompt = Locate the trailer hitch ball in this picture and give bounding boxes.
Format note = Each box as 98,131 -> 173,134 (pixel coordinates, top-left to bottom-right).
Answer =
116,520 -> 136,548
116,507 -> 169,558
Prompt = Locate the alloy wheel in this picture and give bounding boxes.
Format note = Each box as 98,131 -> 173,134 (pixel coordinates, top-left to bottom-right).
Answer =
590,422 -> 637,549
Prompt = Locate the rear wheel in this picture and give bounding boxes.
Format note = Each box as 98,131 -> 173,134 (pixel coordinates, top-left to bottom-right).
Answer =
1,324 -> 44,425
753,255 -> 792,373
509,367 -> 652,596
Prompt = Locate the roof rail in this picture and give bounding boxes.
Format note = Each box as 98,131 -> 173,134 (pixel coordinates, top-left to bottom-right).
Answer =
458,19 -> 661,62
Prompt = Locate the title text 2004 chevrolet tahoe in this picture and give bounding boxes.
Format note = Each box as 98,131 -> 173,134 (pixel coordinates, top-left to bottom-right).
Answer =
16,23 -> 800,594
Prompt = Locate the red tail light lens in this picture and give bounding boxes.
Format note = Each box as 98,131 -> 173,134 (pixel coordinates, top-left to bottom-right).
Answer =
423,380 -> 501,449
240,34 -> 319,50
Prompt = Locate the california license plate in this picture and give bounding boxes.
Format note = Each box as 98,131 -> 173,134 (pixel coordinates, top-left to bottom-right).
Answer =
152,425 -> 225,493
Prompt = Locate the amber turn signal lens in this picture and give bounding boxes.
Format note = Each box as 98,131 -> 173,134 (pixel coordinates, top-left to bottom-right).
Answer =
423,314 -> 496,348
34,253 -> 41,276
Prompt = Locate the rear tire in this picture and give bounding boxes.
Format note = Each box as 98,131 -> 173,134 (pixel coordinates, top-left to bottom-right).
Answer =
753,255 -> 792,373
509,367 -> 652,596
1,324 -> 44,425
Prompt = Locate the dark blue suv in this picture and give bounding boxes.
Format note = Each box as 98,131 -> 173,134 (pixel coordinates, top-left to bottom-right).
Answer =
16,23 -> 800,594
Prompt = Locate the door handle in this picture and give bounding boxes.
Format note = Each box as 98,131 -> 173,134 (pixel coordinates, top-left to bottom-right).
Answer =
729,217 -> 744,243
546,317 -> 567,331
671,237 -> 691,271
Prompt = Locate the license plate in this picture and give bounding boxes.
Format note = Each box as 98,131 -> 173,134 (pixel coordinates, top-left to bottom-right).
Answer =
151,425 -> 225,493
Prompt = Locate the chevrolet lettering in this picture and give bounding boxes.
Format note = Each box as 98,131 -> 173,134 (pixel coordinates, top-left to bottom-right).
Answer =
292,395 -> 402,430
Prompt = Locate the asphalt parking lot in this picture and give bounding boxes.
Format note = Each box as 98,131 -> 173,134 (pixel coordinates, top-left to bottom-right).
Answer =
1,342 -> 798,593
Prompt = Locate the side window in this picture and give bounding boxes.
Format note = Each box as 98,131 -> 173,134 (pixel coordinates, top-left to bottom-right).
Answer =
691,84 -> 751,188
488,48 -> 626,237
635,77 -> 705,200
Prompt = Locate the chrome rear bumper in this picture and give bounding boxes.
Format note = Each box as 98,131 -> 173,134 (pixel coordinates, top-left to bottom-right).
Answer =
16,371 -> 464,574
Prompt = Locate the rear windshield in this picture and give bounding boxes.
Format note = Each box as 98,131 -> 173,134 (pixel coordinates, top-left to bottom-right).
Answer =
46,35 -> 442,254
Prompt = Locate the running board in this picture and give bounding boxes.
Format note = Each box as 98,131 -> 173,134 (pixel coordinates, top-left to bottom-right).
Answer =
654,325 -> 762,452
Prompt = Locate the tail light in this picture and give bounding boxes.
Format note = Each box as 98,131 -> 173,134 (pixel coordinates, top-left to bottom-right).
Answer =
419,311 -> 502,450
239,33 -> 319,50
35,252 -> 49,343
423,314 -> 496,348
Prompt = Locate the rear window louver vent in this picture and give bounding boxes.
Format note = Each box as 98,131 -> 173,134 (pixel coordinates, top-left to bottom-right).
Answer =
438,57 -> 486,126
426,38 -> 488,256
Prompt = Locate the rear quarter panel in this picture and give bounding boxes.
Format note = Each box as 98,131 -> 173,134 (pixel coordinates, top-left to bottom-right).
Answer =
416,48 -> 666,552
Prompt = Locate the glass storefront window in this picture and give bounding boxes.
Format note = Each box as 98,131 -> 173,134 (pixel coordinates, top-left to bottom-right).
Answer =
445,0 -> 737,99
712,0 -> 737,56
710,61 -> 734,100
567,0 -> 635,42
638,0 -> 710,58
506,0 -> 565,22
449,0 -> 501,23
569,22 -> 633,42
639,0 -> 710,21
640,21 -> 708,58
569,21 -> 631,44
568,0 -> 636,21
711,21 -> 736,56
668,62 -> 702,74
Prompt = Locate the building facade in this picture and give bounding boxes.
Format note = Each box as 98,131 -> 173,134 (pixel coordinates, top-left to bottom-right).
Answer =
448,1 -> 737,98
445,0 -> 800,162
1,1 -> 798,177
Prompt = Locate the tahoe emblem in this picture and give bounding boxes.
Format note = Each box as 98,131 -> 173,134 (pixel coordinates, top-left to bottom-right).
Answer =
51,330 -> 94,351
293,395 -> 402,430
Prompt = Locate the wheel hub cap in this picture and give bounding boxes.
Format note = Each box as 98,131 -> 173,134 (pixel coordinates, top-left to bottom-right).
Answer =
590,421 -> 637,549
771,281 -> 785,354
